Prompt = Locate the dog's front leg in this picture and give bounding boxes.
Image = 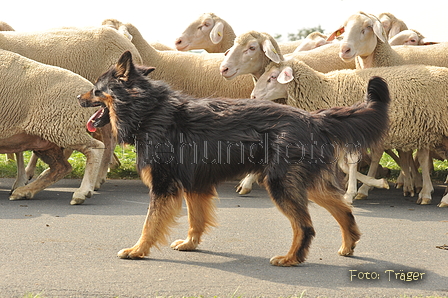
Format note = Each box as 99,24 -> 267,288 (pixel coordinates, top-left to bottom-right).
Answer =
118,191 -> 183,259
171,190 -> 218,251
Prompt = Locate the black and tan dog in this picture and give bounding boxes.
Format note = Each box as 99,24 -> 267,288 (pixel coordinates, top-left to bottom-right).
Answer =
79,51 -> 390,266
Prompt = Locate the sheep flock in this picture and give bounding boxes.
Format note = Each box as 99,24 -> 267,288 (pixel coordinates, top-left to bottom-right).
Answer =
1,11 -> 448,208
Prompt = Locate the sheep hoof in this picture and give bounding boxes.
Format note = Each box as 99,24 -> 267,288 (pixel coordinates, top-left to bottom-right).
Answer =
417,197 -> 431,205
395,183 -> 403,189
70,191 -> 90,205
403,190 -> 415,197
9,189 -> 34,200
437,201 -> 448,207
354,193 -> 367,200
70,197 -> 86,205
343,193 -> 354,204
238,187 -> 252,195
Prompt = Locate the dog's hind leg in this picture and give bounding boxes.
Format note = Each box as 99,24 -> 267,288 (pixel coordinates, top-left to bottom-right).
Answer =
171,188 -> 218,251
308,178 -> 361,257
265,173 -> 315,266
118,167 -> 183,259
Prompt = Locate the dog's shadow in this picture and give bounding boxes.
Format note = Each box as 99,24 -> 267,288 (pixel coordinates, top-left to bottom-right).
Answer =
139,249 -> 442,291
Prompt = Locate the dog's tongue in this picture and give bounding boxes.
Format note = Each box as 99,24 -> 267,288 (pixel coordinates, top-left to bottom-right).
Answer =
86,108 -> 104,132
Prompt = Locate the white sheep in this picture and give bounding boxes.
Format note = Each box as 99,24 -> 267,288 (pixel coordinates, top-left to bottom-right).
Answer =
220,31 -> 355,82
219,30 -> 356,195
174,13 -> 303,54
174,12 -> 236,53
330,11 -> 448,205
0,49 -> 110,205
251,59 -> 448,208
378,12 -> 408,39
330,12 -> 448,69
106,20 -> 254,99
0,25 -> 143,83
388,29 -> 426,46
292,32 -> 333,52
1,25 -> 139,188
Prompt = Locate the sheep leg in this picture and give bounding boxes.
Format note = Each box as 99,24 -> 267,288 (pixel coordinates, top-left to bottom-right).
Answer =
235,173 -> 257,195
340,153 -> 389,203
416,148 -> 433,205
356,148 -> 384,200
410,152 -> 423,194
94,125 -> 115,189
70,139 -> 105,205
9,145 -> 72,201
340,154 -> 358,204
397,150 -> 416,197
25,152 -> 38,181
384,149 -> 405,189
11,152 -> 28,191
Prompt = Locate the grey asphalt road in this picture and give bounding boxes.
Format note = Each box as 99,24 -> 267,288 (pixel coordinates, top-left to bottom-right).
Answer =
1,177 -> 447,298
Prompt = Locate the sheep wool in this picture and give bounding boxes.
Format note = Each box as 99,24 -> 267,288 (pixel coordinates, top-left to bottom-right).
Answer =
109,21 -> 254,99
287,43 -> 356,73
281,61 -> 448,152
0,26 -> 142,83
0,49 -> 107,204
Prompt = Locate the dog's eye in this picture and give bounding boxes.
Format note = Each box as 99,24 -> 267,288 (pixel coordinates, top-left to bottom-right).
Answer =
94,90 -> 102,97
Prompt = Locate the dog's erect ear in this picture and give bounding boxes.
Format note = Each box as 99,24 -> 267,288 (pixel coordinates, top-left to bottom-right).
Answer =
116,51 -> 134,81
139,66 -> 156,76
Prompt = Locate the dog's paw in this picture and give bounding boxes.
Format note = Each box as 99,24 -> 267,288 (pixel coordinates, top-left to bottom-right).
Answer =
170,239 -> 198,251
117,247 -> 146,259
338,245 -> 355,256
269,255 -> 299,267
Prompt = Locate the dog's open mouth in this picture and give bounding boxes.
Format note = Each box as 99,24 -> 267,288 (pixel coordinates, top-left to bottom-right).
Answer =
87,107 -> 110,132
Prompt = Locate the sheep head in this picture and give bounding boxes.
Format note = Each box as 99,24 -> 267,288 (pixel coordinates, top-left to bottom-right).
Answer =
251,62 -> 289,101
220,31 -> 283,80
174,13 -> 233,52
331,12 -> 387,62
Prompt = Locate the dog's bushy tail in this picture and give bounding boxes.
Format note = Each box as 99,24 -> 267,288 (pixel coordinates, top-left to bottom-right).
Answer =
315,76 -> 391,153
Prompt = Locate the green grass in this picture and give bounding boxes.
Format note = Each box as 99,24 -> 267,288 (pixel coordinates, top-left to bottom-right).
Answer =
2,148 -> 448,183
378,150 -> 448,183
0,145 -> 139,180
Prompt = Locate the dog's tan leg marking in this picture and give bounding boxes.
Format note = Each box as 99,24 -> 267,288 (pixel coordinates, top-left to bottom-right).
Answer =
266,172 -> 315,267
269,199 -> 314,267
308,181 -> 361,257
117,167 -> 183,259
171,189 -> 218,251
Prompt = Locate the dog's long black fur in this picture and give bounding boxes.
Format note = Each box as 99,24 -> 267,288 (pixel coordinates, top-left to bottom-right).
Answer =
79,51 -> 390,266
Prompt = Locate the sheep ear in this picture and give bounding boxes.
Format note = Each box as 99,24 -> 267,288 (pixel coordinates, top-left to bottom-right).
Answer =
372,20 -> 387,43
277,66 -> 294,84
116,51 -> 134,81
327,27 -> 344,41
262,39 -> 281,64
388,24 -> 401,39
210,21 -> 224,44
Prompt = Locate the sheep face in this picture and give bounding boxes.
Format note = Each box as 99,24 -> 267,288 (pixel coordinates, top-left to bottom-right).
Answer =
337,12 -> 387,62
220,38 -> 265,80
388,30 -> 424,46
251,64 -> 289,101
175,13 -> 223,51
220,32 -> 281,80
